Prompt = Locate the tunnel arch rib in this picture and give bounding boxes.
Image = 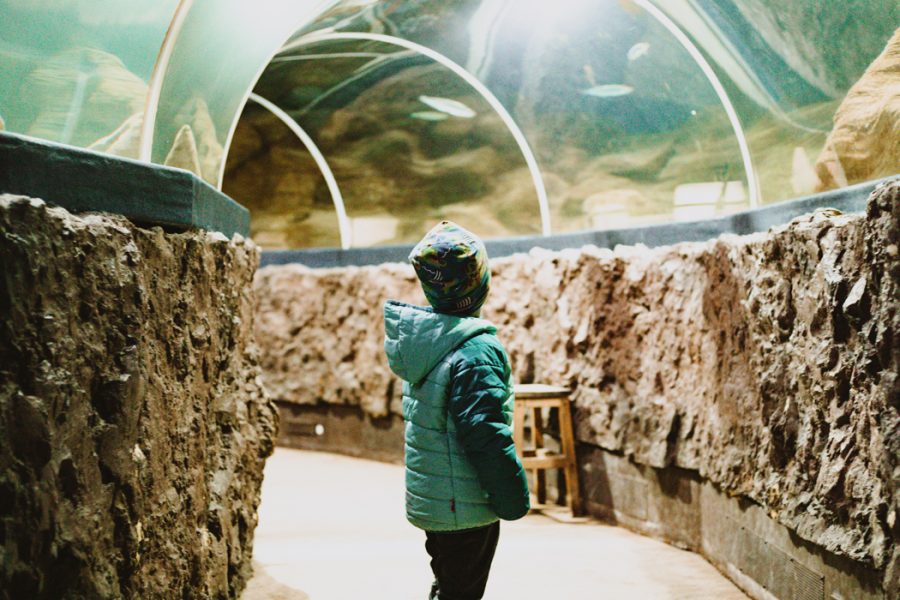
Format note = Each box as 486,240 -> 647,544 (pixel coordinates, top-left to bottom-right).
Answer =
248,93 -> 351,250
247,31 -> 554,238
138,0 -> 194,163
634,0 -> 760,207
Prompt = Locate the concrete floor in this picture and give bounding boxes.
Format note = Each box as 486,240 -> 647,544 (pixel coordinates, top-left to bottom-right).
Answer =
243,448 -> 747,600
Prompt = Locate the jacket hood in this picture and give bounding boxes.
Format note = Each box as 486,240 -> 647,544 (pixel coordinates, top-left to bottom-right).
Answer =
384,300 -> 497,385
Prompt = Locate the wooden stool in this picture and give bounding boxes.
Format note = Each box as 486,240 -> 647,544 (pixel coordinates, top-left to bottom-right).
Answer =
512,384 -> 583,516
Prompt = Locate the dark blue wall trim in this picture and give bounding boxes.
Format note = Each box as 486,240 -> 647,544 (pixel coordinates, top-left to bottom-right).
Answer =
0,131 -> 250,237
262,176 -> 896,269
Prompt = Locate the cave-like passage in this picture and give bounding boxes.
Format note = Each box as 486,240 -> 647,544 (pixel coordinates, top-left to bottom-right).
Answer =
244,448 -> 748,599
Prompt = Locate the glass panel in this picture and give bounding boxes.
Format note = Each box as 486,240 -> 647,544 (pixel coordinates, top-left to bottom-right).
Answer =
279,0 -> 750,237
471,0 -> 750,231
149,0 -> 340,185
0,0 -> 178,157
271,0 -> 895,243
664,0 -> 899,202
222,101 -> 342,248
238,38 -> 541,248
5,0 -> 891,246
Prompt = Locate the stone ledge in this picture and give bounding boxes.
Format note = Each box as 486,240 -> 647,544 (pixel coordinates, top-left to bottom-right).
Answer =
0,131 -> 249,237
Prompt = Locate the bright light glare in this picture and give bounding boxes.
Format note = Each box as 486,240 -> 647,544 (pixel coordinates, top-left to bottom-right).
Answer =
521,0 -> 605,26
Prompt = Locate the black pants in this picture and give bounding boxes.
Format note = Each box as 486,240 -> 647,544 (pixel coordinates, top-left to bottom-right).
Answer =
425,522 -> 500,600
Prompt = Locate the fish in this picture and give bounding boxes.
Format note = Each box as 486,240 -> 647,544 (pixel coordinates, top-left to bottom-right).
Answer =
627,42 -> 649,61
582,84 -> 634,98
418,95 -> 476,118
409,111 -> 449,122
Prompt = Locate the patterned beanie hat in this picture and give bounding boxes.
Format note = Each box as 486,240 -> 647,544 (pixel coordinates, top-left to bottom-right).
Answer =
409,221 -> 490,316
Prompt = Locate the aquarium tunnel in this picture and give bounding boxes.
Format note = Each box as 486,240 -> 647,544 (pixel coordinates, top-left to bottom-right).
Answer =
2,0 -> 896,250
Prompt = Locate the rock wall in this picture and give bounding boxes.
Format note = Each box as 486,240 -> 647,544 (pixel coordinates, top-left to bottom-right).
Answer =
254,181 -> 898,587
0,196 -> 278,599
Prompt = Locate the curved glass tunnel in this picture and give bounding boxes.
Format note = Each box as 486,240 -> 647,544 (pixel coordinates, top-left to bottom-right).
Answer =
1,0 -> 896,249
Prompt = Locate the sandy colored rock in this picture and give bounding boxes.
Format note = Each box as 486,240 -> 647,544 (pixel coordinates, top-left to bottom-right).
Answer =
21,47 -> 148,148
172,97 -> 224,185
816,28 -> 900,190
0,196 -> 278,599
88,112 -> 144,159
254,182 -> 898,581
255,262 -> 423,418
164,124 -> 203,176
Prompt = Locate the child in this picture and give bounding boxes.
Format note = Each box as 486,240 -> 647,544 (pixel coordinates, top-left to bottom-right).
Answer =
384,221 -> 530,600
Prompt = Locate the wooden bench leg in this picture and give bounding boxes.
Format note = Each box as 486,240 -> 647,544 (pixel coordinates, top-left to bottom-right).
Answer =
513,402 -> 526,455
533,407 -> 546,505
558,399 -> 583,516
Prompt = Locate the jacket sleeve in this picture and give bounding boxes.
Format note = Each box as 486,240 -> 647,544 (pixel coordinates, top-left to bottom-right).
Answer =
448,340 -> 530,521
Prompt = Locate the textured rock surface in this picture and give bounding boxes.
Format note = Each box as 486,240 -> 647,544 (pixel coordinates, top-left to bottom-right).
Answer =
255,262 -> 422,418
0,196 -> 278,599
255,182 -> 898,578
816,28 -> 900,190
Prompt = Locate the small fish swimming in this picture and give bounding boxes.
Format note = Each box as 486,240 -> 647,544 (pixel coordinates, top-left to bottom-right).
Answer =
582,84 -> 634,98
418,95 -> 476,118
627,42 -> 650,61
409,111 -> 449,122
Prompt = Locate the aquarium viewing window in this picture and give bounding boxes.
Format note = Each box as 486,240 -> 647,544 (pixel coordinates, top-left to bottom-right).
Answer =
1,0 -> 895,249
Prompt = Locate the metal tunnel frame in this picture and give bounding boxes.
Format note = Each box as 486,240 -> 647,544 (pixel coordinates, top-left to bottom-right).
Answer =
260,30 -> 554,237
248,93 -> 352,250
635,0 -> 760,207
147,1 -> 763,246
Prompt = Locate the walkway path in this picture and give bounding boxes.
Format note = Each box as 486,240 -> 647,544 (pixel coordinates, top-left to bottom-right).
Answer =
244,448 -> 747,599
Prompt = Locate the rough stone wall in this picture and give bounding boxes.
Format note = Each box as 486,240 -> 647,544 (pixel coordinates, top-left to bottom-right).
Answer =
254,182 -> 898,581
255,262 -> 422,418
0,196 -> 278,599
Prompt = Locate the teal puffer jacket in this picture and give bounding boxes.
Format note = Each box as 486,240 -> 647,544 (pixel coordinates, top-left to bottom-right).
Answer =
384,300 -> 530,531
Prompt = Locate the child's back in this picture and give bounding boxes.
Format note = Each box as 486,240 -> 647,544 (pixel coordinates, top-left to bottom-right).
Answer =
384,221 -> 529,599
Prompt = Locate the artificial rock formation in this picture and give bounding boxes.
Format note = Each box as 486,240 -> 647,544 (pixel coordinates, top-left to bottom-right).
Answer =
21,47 -> 148,149
0,196 -> 278,599
816,28 -> 900,190
730,1 -> 897,98
255,181 -> 898,586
